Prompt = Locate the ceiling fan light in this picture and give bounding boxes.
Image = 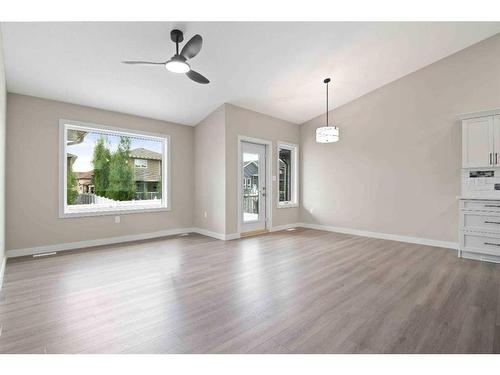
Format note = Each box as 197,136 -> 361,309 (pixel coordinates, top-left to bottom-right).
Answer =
165,60 -> 190,73
316,126 -> 339,143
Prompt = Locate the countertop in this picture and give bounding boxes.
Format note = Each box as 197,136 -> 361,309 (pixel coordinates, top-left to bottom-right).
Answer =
457,196 -> 500,201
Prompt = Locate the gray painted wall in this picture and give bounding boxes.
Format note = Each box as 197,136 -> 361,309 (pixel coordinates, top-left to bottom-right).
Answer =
225,104 -> 301,235
6,94 -> 195,251
0,31 -> 6,271
194,105 -> 226,234
5,33 -> 500,253
193,103 -> 301,236
300,33 -> 500,243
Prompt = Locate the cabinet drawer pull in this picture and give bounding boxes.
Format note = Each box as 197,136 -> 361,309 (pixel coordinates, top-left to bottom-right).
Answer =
484,205 -> 500,208
484,242 -> 500,247
485,221 -> 500,224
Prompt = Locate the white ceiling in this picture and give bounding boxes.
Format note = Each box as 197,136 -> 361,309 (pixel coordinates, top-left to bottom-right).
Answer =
2,22 -> 500,125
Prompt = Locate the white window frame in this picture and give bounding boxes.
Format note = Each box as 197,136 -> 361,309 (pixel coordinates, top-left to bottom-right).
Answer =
134,159 -> 148,169
59,119 -> 171,218
277,141 -> 299,208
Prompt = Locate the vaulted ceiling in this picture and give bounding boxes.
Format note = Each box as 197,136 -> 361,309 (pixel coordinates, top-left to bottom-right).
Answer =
2,22 -> 500,125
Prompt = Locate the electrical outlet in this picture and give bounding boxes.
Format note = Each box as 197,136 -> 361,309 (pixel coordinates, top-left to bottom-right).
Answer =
115,216 -> 120,224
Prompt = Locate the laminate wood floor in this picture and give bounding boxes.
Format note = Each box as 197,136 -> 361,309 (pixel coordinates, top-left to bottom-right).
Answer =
1,228 -> 500,354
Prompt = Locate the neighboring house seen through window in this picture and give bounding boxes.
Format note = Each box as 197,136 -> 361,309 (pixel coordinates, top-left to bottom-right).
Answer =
60,120 -> 169,217
134,159 -> 148,168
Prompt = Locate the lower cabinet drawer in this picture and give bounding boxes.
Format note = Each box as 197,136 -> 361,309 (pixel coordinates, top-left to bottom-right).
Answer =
461,200 -> 500,212
462,232 -> 500,256
462,212 -> 500,233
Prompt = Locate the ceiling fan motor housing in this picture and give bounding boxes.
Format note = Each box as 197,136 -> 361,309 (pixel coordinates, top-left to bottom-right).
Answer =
170,29 -> 184,43
172,54 -> 187,62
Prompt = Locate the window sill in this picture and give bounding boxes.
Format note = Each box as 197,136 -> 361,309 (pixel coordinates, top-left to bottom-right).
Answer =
60,204 -> 170,218
277,203 -> 299,209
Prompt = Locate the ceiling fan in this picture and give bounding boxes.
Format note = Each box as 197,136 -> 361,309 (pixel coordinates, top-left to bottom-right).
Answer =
122,29 -> 209,84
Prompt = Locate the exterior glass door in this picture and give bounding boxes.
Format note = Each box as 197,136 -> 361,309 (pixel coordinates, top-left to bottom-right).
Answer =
241,141 -> 266,232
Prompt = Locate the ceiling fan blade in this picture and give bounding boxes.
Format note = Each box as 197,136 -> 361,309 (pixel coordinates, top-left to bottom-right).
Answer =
180,35 -> 203,59
186,70 -> 210,84
122,61 -> 165,65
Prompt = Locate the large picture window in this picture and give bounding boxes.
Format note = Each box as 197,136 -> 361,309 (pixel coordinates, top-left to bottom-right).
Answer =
60,120 -> 169,217
277,142 -> 299,207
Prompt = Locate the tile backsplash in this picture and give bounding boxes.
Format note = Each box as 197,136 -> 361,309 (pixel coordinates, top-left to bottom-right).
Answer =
462,168 -> 500,197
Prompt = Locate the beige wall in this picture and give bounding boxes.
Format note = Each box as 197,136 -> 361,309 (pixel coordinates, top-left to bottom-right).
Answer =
193,103 -> 301,236
194,105 -> 226,234
8,34 -> 497,250
6,96 -> 301,250
0,32 -> 5,266
225,104 -> 300,234
6,94 -> 195,250
300,33 -> 500,243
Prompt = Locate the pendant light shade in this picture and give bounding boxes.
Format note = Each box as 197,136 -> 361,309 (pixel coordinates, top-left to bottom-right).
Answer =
316,126 -> 339,143
316,78 -> 340,143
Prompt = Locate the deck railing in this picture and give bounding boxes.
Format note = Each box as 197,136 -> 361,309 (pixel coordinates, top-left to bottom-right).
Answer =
76,192 -> 160,205
135,192 -> 161,200
76,193 -> 117,205
243,193 -> 259,214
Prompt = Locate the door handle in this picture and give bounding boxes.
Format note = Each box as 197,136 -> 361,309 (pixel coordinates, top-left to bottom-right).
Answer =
490,153 -> 493,165
484,221 -> 500,225
496,153 -> 498,165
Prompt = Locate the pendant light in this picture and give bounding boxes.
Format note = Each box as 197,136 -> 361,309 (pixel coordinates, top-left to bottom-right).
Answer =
316,78 -> 339,143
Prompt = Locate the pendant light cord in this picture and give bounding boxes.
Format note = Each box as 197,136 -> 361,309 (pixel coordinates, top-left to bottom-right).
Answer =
324,78 -> 331,127
326,80 -> 329,127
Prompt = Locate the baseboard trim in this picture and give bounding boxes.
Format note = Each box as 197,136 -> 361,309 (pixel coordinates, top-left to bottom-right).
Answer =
460,250 -> 500,263
194,224 -> 304,240
5,222 -> 458,259
192,228 -> 240,241
192,228 -> 225,240
299,223 -> 459,250
0,256 -> 6,290
271,223 -> 302,232
6,227 -> 196,258
6,226 -> 245,258
224,232 -> 241,240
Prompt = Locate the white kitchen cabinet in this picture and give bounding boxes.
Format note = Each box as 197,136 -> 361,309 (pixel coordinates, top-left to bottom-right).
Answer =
461,116 -> 494,168
459,111 -> 500,263
459,199 -> 500,262
494,115 -> 500,165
